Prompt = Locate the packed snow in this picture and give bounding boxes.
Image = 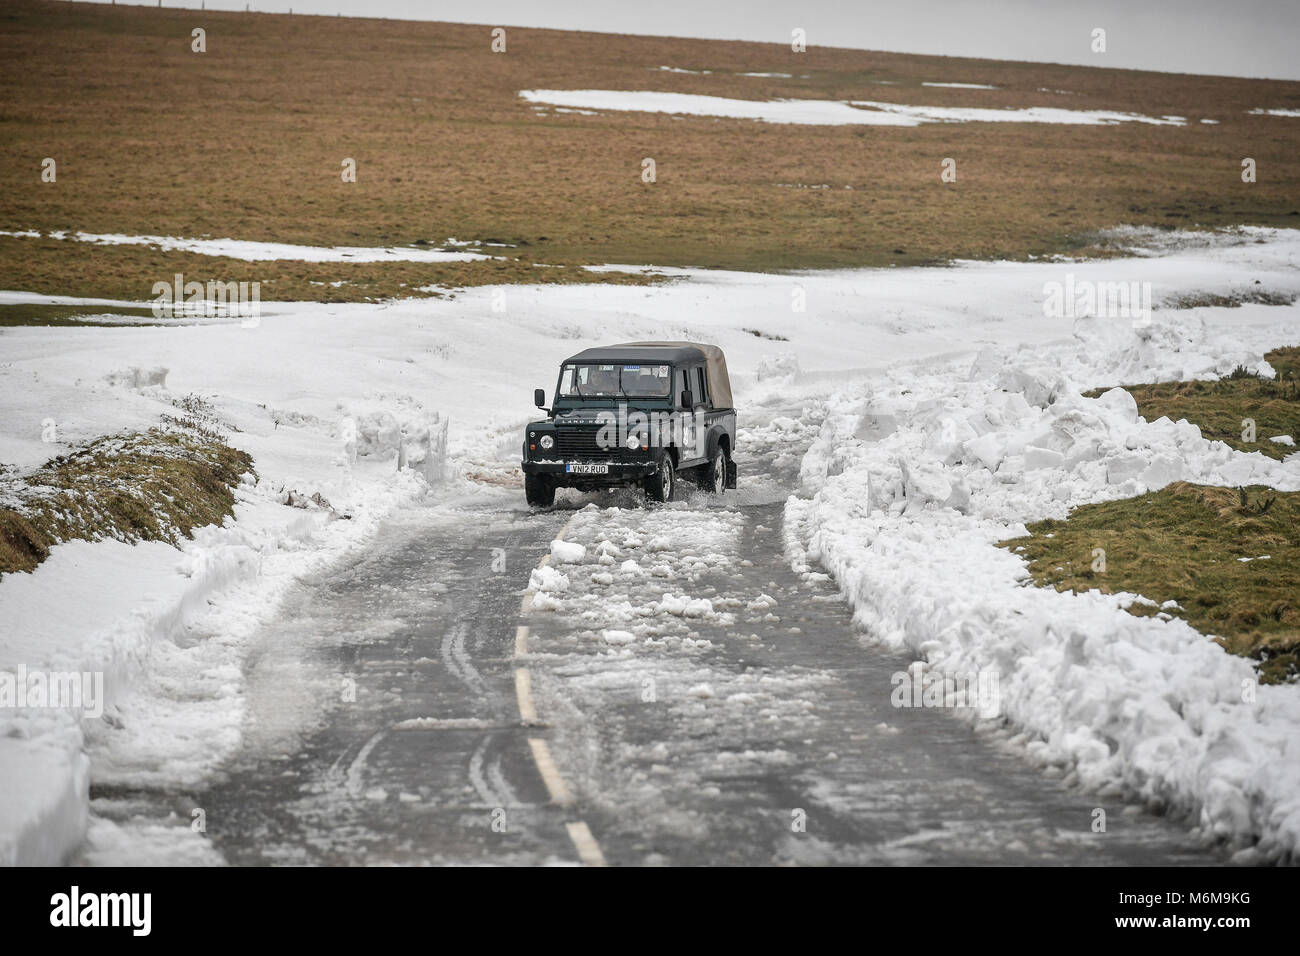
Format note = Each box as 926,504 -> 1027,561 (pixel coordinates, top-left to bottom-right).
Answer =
0,231 -> 494,263
2,226 -> 1299,863
519,90 -> 1187,126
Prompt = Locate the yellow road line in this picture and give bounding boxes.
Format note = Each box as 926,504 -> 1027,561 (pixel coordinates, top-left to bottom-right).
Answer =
565,821 -> 608,867
520,509 -> 604,864
514,667 -> 537,723
526,737 -> 573,807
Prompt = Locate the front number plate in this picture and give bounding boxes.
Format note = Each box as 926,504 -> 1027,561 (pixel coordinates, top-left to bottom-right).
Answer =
565,463 -> 609,475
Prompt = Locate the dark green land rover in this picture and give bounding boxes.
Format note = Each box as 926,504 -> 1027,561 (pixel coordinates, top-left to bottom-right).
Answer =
521,341 -> 738,506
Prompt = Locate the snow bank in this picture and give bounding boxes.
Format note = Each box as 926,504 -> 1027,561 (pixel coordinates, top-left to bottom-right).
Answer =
0,737 -> 87,868
340,399 -> 451,485
0,539 -> 251,864
1,362 -> 454,863
788,313 -> 1300,862
0,453 -> 437,863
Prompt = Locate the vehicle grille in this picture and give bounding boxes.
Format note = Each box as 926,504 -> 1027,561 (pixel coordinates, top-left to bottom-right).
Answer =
554,427 -> 609,459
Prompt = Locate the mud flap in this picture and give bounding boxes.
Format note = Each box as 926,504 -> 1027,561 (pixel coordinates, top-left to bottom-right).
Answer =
725,458 -> 737,489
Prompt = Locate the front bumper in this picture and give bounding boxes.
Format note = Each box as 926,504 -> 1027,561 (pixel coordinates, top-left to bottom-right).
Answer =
522,458 -> 659,485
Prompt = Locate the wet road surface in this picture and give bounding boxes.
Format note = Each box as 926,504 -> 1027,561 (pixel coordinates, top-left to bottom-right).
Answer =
82,402 -> 1222,865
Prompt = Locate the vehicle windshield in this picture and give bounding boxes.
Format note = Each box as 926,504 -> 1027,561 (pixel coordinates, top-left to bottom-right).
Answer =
559,363 -> 672,399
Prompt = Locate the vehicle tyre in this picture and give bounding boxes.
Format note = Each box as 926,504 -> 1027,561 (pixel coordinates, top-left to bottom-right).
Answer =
700,447 -> 726,494
525,474 -> 555,508
645,456 -> 675,502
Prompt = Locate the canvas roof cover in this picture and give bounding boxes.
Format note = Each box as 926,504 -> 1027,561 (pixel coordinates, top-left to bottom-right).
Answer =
562,341 -> 733,409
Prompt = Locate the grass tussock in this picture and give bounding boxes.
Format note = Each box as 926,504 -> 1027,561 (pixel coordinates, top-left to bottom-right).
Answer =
1002,482 -> 1300,683
1161,290 -> 1297,311
1086,346 -> 1300,459
0,425 -> 253,575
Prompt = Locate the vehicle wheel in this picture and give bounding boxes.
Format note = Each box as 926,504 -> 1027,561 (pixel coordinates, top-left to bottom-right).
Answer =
700,447 -> 726,494
644,456 -> 675,502
525,474 -> 555,508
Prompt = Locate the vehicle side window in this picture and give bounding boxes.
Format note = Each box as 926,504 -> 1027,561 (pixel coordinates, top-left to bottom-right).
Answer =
675,368 -> 688,407
694,367 -> 708,406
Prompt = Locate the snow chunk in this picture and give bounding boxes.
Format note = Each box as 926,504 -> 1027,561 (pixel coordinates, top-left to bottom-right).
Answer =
549,539 -> 587,564
529,565 -> 570,594
1094,387 -> 1139,423
1023,446 -> 1065,471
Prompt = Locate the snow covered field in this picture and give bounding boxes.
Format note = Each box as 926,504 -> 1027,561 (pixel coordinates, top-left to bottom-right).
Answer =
2,227 -> 1299,864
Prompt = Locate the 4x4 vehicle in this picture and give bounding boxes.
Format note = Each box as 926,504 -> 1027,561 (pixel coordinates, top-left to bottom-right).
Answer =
522,341 -> 738,506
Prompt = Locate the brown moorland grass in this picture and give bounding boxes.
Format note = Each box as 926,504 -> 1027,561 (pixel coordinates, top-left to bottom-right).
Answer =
1,0 -> 1299,301
1002,483 -> 1300,683
0,427 -> 252,575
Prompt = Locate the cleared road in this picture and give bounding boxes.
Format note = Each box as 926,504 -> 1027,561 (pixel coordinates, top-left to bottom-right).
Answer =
84,400 -> 1221,865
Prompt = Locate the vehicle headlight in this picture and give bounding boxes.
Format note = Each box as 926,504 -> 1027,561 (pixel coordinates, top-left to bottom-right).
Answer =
626,432 -> 644,450
539,435 -> 554,450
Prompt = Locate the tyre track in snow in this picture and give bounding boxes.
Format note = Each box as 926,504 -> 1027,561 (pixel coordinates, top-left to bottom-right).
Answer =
184,498 -> 584,865
517,401 -> 1226,865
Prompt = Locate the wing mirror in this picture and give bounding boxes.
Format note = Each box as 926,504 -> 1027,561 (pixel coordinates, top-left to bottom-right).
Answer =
680,388 -> 695,409
534,388 -> 547,408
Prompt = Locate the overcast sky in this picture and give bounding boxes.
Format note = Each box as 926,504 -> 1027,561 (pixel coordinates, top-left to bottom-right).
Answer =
87,0 -> 1300,81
